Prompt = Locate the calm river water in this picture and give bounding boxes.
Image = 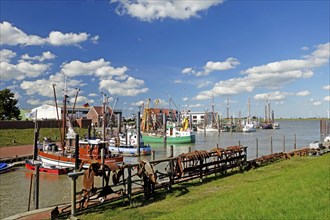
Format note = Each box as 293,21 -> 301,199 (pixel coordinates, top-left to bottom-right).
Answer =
0,119 -> 323,219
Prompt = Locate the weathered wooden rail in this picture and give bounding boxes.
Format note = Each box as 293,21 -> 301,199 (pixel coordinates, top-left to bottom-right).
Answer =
54,145 -> 247,218
50,144 -> 328,219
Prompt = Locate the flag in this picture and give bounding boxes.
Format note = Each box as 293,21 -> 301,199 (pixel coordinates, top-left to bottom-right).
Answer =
83,103 -> 89,108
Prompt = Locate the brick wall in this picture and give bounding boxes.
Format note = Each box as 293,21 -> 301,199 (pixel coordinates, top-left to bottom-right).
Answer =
0,119 -> 90,129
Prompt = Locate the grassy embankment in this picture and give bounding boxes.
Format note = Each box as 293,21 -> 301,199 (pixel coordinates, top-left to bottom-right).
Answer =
0,128 -> 88,147
80,154 -> 330,220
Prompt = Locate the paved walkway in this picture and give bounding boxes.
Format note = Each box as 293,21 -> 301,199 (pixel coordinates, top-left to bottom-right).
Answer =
0,145 -> 33,159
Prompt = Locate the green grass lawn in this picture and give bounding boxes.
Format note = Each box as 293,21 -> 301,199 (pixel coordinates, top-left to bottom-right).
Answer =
79,154 -> 330,220
0,128 -> 88,147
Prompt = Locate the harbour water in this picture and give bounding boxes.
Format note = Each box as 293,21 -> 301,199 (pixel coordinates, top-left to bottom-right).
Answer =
0,119 -> 323,219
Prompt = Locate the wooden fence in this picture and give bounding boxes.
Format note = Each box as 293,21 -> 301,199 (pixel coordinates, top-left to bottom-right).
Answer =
55,145 -> 247,218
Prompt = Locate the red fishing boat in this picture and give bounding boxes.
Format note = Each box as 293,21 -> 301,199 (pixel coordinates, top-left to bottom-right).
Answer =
37,84 -> 123,169
38,138 -> 123,169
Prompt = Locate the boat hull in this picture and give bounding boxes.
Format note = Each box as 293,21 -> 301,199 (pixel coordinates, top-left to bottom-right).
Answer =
0,162 -> 15,174
25,159 -> 70,175
38,151 -> 123,169
109,145 -> 151,156
142,134 -> 195,144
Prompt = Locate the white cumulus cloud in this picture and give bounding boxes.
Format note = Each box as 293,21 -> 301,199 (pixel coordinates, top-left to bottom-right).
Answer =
254,91 -> 292,101
0,49 -> 16,62
195,42 -> 329,100
322,85 -> 330,90
21,51 -> 56,62
182,57 -> 240,77
99,77 -> 148,96
111,0 -> 224,22
296,90 -> 311,97
0,21 -> 97,46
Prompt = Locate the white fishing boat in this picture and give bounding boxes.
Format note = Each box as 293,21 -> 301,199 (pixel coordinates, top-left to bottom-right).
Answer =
196,125 -> 219,132
108,130 -> 152,156
242,123 -> 256,132
273,122 -> 280,129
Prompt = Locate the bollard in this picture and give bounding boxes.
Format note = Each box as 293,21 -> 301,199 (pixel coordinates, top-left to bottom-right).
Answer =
68,171 -> 84,217
170,145 -> 174,157
294,134 -> 297,150
189,146 -> 192,152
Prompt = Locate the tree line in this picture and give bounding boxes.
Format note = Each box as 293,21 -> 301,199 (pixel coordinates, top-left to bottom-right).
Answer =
0,89 -> 21,120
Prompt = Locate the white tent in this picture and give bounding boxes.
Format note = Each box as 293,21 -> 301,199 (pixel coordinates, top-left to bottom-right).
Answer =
28,104 -> 62,120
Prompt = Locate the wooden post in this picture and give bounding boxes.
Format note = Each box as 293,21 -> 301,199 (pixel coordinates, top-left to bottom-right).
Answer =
256,138 -> 259,159
33,130 -> 39,161
294,134 -> 297,150
35,164 -> 40,210
217,114 -> 221,137
28,174 -> 34,211
189,146 -> 192,152
127,165 -> 132,206
163,113 -> 167,146
243,146 -> 247,164
101,147 -> 105,188
170,145 -> 174,157
169,159 -> 174,189
283,135 -> 286,152
151,150 -> 155,161
199,159 -> 203,182
74,134 -> 79,171
137,111 -> 141,156
270,136 -> 273,154
204,112 -> 206,137
70,176 -> 77,216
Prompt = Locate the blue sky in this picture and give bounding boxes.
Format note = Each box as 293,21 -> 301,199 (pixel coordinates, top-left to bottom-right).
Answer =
1,0 -> 329,118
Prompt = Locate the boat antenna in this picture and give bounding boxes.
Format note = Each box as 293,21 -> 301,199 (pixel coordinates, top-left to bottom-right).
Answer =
61,76 -> 68,148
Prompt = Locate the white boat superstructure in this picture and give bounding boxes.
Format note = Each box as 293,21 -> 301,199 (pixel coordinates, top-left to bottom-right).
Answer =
196,125 -> 219,132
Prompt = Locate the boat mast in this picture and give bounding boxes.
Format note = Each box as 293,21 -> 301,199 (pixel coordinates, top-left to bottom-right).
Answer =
52,84 -> 63,146
211,95 -> 215,127
248,97 -> 251,124
61,76 -> 68,148
226,97 -> 230,119
70,88 -> 80,122
101,92 -> 108,141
